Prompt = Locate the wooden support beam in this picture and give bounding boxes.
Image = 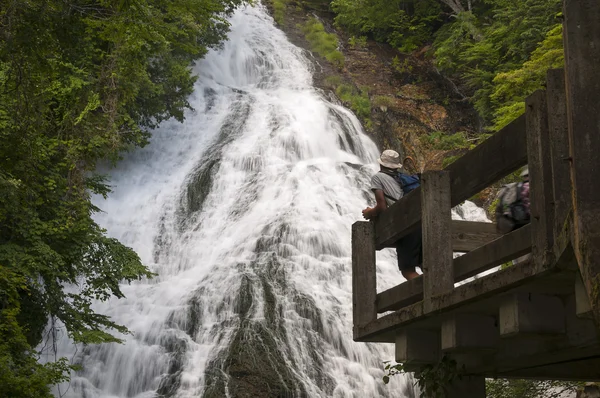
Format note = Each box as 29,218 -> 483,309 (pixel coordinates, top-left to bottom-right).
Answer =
451,220 -> 501,252
498,357 -> 600,381
454,224 -> 531,282
575,272 -> 594,319
421,171 -> 453,313
526,90 -> 555,269
356,259 -> 548,342
446,376 -> 486,398
379,220 -> 500,252
545,69 -> 572,257
374,116 -> 527,250
377,277 -> 422,313
352,222 -> 377,337
563,0 -> 600,327
395,329 -> 440,365
499,293 -> 565,337
442,313 -> 499,352
446,114 -> 527,206
373,190 -> 421,250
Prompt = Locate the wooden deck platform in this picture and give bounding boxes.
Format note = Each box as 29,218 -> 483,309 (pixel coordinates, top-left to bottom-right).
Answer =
351,0 -> 600,393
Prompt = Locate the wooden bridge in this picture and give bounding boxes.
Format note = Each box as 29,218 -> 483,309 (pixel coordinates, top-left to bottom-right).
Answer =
351,0 -> 600,395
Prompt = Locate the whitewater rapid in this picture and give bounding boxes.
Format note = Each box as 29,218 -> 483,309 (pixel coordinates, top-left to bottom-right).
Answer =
49,4 -> 488,398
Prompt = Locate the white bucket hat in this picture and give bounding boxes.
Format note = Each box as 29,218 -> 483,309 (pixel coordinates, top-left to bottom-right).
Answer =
378,150 -> 403,169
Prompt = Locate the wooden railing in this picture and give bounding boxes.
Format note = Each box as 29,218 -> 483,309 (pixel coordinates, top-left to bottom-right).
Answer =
352,0 -> 600,340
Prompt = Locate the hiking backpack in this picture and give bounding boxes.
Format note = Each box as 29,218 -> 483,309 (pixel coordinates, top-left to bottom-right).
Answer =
499,182 -> 530,223
395,173 -> 420,194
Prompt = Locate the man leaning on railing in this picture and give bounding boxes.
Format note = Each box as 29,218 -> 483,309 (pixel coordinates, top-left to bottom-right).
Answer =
362,150 -> 422,281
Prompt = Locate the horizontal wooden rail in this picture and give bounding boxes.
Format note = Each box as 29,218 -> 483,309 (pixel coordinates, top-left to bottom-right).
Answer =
446,114 -> 528,206
373,115 -> 527,250
454,224 -> 531,280
375,225 -> 532,313
378,220 -> 502,252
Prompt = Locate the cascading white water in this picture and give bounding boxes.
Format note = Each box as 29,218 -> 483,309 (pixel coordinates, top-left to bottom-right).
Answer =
50,4 -> 422,398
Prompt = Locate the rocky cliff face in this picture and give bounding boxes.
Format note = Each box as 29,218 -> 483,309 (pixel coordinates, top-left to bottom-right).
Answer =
264,1 -> 480,174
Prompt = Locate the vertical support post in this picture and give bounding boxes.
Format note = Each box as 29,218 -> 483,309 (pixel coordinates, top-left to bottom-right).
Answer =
545,69 -> 571,255
525,90 -> 554,269
446,376 -> 486,398
563,0 -> 600,326
421,170 -> 453,313
352,221 -> 377,338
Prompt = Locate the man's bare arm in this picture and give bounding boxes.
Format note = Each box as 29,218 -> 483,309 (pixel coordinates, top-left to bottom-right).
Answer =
362,190 -> 388,220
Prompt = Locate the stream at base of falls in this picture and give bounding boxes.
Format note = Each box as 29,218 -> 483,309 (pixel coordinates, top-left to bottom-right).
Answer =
49,3 -> 489,397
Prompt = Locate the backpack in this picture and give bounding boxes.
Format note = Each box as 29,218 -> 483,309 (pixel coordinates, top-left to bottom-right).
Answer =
381,170 -> 421,195
395,173 -> 420,194
499,182 -> 530,224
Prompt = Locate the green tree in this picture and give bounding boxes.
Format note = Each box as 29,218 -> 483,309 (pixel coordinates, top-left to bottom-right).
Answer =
491,24 -> 563,130
486,378 -> 581,398
0,0 -> 243,393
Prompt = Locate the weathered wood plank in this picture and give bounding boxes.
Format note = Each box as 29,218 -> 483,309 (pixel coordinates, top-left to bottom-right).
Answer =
446,114 -> 528,206
395,329 -> 440,364
442,313 -> 499,352
498,357 -> 600,381
499,293 -> 565,336
451,220 -> 501,252
373,189 -> 421,250
355,259 -> 552,342
454,224 -> 532,281
545,69 -> 571,257
526,90 -> 555,269
375,226 -> 531,315
563,0 -> 600,327
378,220 -> 500,252
352,222 -> 377,335
374,115 -> 527,250
377,277 -> 423,313
421,171 -> 453,312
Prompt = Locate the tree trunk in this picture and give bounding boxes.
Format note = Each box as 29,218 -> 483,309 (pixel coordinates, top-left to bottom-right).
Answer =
440,0 -> 466,14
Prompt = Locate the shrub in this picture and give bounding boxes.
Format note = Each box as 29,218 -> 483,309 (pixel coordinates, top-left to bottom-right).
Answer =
301,18 -> 345,67
373,95 -> 394,108
420,131 -> 469,151
335,84 -> 372,120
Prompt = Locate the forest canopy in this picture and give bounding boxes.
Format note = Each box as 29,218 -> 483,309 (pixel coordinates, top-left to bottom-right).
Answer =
0,0 -> 243,395
329,0 -> 563,129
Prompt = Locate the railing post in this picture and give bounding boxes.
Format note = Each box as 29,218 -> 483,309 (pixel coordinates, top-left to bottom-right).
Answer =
352,221 -> 377,337
563,0 -> 600,325
526,90 -> 554,268
421,170 -> 453,313
545,69 -> 571,256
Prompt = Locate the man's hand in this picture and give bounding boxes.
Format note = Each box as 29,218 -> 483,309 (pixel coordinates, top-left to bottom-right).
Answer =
362,207 -> 374,220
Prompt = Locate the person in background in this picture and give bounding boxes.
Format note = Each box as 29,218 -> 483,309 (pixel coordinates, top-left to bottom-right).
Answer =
495,167 -> 530,264
495,167 -> 530,234
362,150 -> 422,281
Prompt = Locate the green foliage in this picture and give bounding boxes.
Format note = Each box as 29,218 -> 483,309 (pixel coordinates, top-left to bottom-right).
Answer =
442,155 -> 461,168
301,18 -> 345,67
373,95 -> 394,108
432,0 -> 562,124
349,35 -> 368,49
0,0 -> 243,391
392,56 -> 414,74
331,0 -> 442,52
383,356 -> 462,398
274,0 -> 288,25
335,84 -> 372,120
328,0 -> 564,129
324,75 -> 343,89
420,131 -> 469,151
486,378 -> 582,398
491,24 -> 564,130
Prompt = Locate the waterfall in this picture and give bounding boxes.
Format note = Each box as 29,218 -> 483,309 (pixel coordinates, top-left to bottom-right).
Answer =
50,4 -> 421,397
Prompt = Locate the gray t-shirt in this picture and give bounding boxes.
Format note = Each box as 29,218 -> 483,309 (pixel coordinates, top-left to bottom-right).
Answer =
371,172 -> 404,207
